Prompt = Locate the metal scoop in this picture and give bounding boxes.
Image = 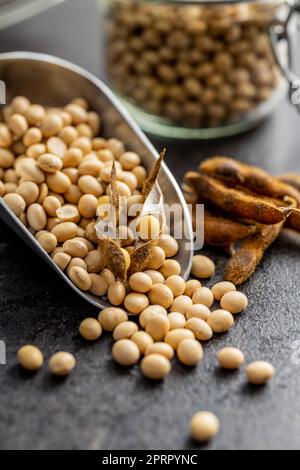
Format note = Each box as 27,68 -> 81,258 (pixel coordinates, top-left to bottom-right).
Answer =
0,51 -> 194,309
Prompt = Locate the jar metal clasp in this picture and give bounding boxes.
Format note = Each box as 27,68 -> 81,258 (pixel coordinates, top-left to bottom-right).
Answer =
269,0 -> 300,112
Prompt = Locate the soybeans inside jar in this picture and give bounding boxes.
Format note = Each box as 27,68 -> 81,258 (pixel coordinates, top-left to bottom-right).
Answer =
101,0 -> 287,139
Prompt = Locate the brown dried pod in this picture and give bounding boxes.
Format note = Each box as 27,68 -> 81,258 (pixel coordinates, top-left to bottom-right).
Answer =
200,157 -> 300,205
200,210 -> 257,253
95,160 -> 127,281
129,150 -> 166,275
185,172 -> 291,225
224,222 -> 283,285
142,149 -> 165,198
278,173 -> 300,194
285,209 -> 300,233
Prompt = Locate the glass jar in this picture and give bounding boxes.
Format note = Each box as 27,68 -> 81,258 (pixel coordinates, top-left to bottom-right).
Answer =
0,0 -> 66,31
100,0 -> 295,139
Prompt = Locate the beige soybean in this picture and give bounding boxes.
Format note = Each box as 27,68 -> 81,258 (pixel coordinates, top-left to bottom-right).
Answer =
246,361 -> 275,385
25,104 -> 46,125
108,281 -> 127,306
27,203 -> 47,231
190,411 -> 220,443
47,137 -> 67,158
112,339 -> 140,366
144,270 -> 165,285
113,321 -> 139,341
37,153 -> 63,174
129,272 -> 153,293
78,194 -> 98,218
221,291 -> 248,314
186,304 -> 211,321
139,305 -> 168,329
212,281 -> 236,301
89,274 -> 109,296
207,310 -> 234,333
46,172 -> 71,194
119,152 -> 141,170
16,181 -> 39,205
148,284 -> 174,309
164,328 -> 195,350
57,205 -> 80,223
124,293 -> 149,315
43,196 -> 61,217
48,352 -> 76,376
165,275 -> 186,297
38,232 -> 57,253
141,353 -> 171,380
11,96 -> 31,114
192,287 -> 214,308
63,148 -> 83,167
184,279 -> 201,298
64,185 -> 83,204
67,258 -> 87,276
18,159 -> 45,184
147,246 -> 166,270
41,115 -> 64,138
26,143 -> 47,159
131,331 -> 154,354
63,239 -> 88,258
60,126 -> 79,145
136,215 -> 160,241
79,318 -> 102,341
98,307 -> 128,331
218,347 -> 245,370
23,127 -> 42,147
167,312 -> 186,330
0,149 -> 14,169
158,234 -> 179,258
17,345 -> 44,371
192,255 -> 216,279
53,252 -> 71,271
100,268 -> 116,286
159,259 -> 181,278
3,193 -> 26,217
9,114 -> 28,137
0,124 -> 13,148
170,295 -> 193,314
146,314 -> 170,341
37,183 -> 49,204
85,250 -> 106,273
69,266 -> 92,291
186,317 -> 213,341
78,175 -> 103,197
177,339 -> 204,366
146,342 -> 174,360
51,222 -> 78,242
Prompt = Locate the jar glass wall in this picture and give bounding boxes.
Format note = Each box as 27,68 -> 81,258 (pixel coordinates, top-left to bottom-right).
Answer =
100,0 -> 288,139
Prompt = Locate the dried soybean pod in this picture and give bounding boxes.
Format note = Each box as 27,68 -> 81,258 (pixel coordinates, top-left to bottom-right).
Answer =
186,172 -> 291,225
224,222 -> 283,285
201,210 -> 257,251
142,149 -> 165,198
200,157 -> 300,205
278,173 -> 300,192
285,209 -> 300,233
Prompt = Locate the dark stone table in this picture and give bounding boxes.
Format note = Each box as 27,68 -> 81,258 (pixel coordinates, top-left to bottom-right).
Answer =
1,0 -> 300,451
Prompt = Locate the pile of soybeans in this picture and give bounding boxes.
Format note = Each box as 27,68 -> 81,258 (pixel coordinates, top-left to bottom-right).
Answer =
0,96 -> 274,443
